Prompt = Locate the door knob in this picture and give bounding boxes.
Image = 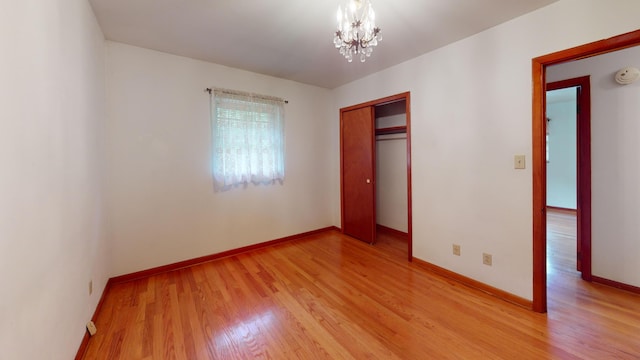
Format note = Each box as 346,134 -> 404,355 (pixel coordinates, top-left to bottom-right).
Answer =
366,179 -> 371,184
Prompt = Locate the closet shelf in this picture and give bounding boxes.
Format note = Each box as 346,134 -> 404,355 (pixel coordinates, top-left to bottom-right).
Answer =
375,126 -> 406,135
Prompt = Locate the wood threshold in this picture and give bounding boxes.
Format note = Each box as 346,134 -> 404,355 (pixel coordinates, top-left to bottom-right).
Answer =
592,276 -> 640,295
376,224 -> 408,240
109,226 -> 340,285
412,257 -> 532,309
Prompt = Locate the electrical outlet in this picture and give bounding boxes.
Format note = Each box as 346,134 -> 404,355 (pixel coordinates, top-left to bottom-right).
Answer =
452,244 -> 461,256
89,280 -> 93,296
482,253 -> 492,266
87,321 -> 97,336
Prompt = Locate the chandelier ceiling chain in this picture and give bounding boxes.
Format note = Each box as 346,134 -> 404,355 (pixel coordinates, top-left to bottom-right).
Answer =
333,0 -> 382,63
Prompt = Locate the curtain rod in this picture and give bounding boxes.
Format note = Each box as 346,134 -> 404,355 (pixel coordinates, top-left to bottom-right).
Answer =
205,87 -> 288,104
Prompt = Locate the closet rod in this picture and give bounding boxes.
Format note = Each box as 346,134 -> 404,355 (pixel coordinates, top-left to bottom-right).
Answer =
376,136 -> 407,142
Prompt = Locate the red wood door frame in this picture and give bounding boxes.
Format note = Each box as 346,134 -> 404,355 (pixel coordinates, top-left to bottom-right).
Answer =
340,92 -> 413,260
532,29 -> 640,313
546,76 -> 591,278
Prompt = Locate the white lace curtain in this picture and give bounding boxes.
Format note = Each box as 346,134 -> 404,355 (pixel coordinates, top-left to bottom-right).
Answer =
210,88 -> 285,191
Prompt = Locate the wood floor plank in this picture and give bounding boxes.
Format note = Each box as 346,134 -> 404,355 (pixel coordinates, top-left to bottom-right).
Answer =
83,220 -> 640,359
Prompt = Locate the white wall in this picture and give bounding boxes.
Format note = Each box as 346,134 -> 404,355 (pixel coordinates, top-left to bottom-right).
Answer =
331,0 -> 640,299
105,42 -> 333,276
548,45 -> 640,288
376,114 -> 408,232
0,0 -> 109,359
546,91 -> 577,209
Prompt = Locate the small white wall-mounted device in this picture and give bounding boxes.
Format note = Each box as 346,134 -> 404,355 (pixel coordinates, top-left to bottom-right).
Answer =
614,67 -> 640,85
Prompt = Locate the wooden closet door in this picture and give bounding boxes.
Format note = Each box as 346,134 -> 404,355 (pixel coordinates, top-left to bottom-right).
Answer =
341,106 -> 376,244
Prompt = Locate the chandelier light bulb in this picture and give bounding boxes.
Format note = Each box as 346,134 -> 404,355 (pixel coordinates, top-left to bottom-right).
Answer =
333,0 -> 381,63
349,0 -> 357,14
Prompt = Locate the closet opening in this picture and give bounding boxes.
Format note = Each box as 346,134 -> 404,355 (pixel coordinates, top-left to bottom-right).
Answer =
339,92 -> 412,261
375,100 -> 409,245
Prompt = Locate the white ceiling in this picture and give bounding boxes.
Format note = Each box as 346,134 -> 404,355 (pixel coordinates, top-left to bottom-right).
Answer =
89,0 -> 559,89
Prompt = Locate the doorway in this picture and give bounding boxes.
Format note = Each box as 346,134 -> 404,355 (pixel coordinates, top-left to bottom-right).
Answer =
340,92 -> 413,261
546,77 -> 591,278
532,29 -> 640,313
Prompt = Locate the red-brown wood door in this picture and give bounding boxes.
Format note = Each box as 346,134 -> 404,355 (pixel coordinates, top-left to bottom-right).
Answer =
341,106 -> 376,244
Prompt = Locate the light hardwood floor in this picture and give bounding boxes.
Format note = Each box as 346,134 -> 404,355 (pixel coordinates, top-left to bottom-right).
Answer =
82,217 -> 640,359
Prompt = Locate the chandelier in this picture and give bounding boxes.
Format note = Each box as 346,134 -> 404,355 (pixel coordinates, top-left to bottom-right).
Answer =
333,0 -> 382,63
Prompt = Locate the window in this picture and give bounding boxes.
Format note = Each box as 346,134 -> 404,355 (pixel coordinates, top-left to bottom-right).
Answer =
210,89 -> 285,191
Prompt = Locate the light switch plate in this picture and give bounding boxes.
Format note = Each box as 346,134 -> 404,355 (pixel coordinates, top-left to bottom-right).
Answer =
514,155 -> 525,169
